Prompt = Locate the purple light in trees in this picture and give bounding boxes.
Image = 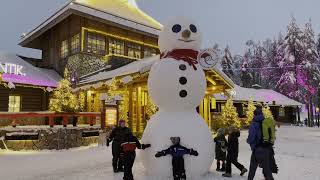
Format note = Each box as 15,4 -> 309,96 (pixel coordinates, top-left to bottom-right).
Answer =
2,74 -> 58,87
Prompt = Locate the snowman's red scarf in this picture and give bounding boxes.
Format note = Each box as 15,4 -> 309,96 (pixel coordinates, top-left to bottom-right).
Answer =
160,49 -> 199,70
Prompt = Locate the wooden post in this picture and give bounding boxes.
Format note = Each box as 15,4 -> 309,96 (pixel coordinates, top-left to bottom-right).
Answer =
128,87 -> 133,130
12,117 -> 17,128
89,116 -> 94,126
101,100 -> 106,132
49,115 -> 54,128
63,115 -> 68,127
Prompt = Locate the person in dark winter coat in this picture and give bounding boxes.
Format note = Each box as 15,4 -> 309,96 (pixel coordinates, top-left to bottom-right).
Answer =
222,126 -> 247,178
247,108 -> 274,180
107,120 -> 132,173
214,128 -> 227,172
155,137 -> 199,180
121,131 -> 150,180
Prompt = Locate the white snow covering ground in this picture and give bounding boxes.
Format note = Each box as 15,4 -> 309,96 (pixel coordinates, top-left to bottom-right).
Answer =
1,126 -> 320,180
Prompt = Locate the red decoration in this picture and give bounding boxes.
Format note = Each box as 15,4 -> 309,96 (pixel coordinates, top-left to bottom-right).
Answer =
161,49 -> 199,70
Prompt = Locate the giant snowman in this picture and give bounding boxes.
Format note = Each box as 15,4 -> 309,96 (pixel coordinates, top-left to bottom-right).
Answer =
141,17 -> 214,179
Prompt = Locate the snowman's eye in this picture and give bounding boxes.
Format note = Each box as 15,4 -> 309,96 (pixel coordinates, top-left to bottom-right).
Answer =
172,24 -> 182,33
190,24 -> 197,33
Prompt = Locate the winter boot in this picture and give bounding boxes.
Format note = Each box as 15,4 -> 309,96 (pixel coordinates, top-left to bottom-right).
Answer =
222,173 -> 232,177
240,168 -> 248,176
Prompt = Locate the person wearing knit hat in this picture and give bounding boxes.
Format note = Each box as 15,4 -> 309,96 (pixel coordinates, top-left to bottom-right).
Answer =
107,119 -> 131,173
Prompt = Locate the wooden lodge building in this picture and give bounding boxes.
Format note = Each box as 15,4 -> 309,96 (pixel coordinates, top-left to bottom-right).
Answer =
8,0 -> 302,133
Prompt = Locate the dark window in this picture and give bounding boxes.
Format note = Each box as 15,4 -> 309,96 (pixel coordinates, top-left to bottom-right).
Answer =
60,40 -> 69,58
144,47 -> 157,58
128,43 -> 141,59
87,32 -> 106,55
71,34 -> 80,54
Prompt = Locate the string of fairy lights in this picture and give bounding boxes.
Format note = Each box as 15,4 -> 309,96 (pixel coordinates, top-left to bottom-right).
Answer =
222,63 -> 320,71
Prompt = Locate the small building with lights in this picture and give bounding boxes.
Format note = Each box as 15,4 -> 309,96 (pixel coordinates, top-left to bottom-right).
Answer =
213,85 -> 303,124
0,52 -> 61,113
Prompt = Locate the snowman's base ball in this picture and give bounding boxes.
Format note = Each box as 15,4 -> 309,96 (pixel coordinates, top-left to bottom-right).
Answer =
141,110 -> 214,179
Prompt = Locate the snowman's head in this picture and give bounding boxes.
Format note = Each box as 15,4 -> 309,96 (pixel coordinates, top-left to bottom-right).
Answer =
158,16 -> 202,53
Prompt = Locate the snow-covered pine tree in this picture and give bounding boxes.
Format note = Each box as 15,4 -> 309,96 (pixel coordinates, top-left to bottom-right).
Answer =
276,16 -> 305,102
49,69 -> 80,113
250,42 -> 265,86
241,58 -> 253,88
217,98 -> 241,129
301,19 -> 320,97
263,35 -> 284,89
221,46 -> 234,78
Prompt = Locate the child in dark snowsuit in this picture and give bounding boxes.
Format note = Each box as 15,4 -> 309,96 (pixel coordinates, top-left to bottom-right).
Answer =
155,137 -> 199,180
214,128 -> 227,172
121,132 -> 151,180
222,126 -> 248,178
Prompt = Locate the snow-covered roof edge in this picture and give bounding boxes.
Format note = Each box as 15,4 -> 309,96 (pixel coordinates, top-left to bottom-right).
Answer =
213,85 -> 302,107
19,1 -> 161,46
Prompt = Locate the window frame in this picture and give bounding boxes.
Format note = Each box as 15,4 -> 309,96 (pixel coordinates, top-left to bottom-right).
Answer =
144,47 -> 157,58
108,38 -> 125,56
71,33 -> 80,54
8,95 -> 21,112
60,39 -> 69,59
87,32 -> 106,55
127,43 -> 142,59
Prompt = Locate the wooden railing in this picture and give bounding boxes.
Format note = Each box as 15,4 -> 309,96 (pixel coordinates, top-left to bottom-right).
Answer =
0,112 -> 101,128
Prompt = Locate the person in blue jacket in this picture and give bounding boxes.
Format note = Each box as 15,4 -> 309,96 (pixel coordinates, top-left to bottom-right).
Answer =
155,137 -> 199,180
247,107 -> 274,180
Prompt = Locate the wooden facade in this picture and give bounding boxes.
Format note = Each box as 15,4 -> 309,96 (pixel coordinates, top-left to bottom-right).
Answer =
0,85 -> 49,112
22,14 -> 159,75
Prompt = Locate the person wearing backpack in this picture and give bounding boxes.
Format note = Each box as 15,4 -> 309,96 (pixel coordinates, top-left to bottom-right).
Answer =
262,112 -> 278,175
121,131 -> 151,180
247,107 -> 274,180
214,128 -> 227,172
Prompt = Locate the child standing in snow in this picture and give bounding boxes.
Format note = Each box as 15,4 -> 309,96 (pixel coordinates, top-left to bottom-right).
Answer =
214,128 -> 227,172
222,126 -> 247,178
121,131 -> 151,180
155,137 -> 199,180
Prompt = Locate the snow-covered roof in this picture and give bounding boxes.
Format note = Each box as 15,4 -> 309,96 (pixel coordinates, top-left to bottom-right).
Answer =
19,0 -> 162,46
79,55 -> 159,85
213,85 -> 302,107
79,55 -> 236,91
0,52 -> 61,87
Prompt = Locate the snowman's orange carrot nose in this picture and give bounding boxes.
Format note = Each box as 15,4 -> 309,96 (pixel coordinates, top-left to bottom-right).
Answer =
182,30 -> 191,39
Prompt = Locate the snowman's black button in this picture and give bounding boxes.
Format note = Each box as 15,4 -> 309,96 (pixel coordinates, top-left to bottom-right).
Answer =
179,90 -> 188,98
179,64 -> 187,71
179,77 -> 187,85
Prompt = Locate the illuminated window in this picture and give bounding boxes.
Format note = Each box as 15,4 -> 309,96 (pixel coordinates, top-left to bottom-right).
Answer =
71,34 -> 80,54
106,108 -> 117,126
87,32 -> 106,55
60,40 -> 69,58
279,107 -> 285,117
8,95 -> 21,112
109,38 -> 125,55
144,47 -> 157,58
128,43 -> 141,59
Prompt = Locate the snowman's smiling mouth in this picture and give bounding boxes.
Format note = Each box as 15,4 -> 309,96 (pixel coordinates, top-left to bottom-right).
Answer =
178,39 -> 195,42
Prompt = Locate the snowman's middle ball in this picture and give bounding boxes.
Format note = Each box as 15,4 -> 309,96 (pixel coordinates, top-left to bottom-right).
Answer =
148,58 -> 206,111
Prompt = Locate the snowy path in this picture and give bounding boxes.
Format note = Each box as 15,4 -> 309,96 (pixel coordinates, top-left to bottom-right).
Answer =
1,126 -> 320,180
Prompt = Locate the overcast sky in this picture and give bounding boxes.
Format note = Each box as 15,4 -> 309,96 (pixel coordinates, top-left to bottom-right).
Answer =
1,0 -> 320,58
